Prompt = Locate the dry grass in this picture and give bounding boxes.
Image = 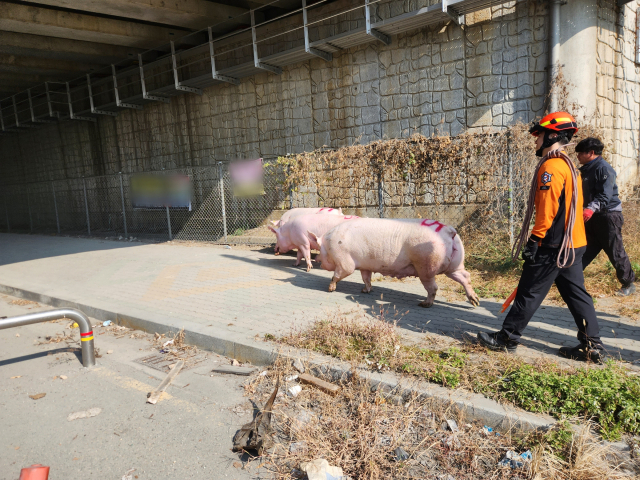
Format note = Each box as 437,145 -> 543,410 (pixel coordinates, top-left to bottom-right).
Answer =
241,359 -> 636,480
9,298 -> 39,306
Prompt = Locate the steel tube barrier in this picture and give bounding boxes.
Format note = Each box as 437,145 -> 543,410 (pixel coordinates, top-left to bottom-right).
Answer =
0,308 -> 96,368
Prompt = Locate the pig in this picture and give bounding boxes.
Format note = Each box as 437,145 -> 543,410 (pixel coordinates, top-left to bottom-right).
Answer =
268,214 -> 359,271
308,218 -> 480,308
271,207 -> 342,228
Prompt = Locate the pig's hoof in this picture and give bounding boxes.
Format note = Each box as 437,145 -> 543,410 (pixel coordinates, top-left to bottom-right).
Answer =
419,300 -> 434,308
306,265 -> 312,273
361,287 -> 371,294
328,284 -> 336,292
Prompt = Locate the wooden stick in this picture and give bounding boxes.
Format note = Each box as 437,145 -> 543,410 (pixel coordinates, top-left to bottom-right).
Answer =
147,360 -> 184,404
298,373 -> 339,396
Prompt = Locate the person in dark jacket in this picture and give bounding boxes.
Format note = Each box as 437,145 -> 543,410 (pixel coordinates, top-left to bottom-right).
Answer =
576,137 -> 636,296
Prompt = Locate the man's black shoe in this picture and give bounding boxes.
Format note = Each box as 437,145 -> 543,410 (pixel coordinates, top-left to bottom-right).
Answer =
616,283 -> 636,297
477,331 -> 518,353
558,344 -> 607,364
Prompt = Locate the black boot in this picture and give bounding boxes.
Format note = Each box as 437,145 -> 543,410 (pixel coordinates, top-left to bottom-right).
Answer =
558,344 -> 607,364
477,331 -> 518,353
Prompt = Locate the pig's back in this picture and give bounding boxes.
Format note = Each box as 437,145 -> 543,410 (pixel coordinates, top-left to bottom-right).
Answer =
326,218 -> 452,275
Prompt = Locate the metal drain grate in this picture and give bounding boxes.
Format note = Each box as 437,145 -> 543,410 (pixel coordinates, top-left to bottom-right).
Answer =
133,353 -> 208,373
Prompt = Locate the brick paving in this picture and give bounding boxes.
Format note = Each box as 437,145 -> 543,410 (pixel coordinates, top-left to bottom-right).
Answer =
1,233 -> 638,364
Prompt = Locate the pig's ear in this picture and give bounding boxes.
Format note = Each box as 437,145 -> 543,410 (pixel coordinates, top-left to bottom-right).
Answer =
268,225 -> 279,234
307,230 -> 321,246
338,207 -> 343,213
270,220 -> 279,227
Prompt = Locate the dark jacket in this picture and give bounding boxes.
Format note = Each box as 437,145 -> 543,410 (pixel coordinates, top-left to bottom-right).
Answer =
579,156 -> 621,214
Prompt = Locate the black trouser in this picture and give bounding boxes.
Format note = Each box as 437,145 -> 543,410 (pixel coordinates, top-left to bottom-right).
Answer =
501,246 -> 602,348
582,211 -> 636,287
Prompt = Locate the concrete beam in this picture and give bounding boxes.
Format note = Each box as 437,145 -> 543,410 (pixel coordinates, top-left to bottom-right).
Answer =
0,32 -> 143,65
0,2 -> 184,48
0,54 -> 102,77
26,0 -> 248,30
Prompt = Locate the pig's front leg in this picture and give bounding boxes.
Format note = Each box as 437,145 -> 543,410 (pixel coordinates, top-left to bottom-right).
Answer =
418,276 -> 438,308
360,270 -> 373,293
294,250 -> 303,266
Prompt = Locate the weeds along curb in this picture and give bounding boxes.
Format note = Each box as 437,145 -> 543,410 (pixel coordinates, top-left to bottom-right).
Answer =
0,282 -> 556,433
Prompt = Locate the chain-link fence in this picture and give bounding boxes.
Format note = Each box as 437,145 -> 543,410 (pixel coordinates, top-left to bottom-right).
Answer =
0,161 -> 289,244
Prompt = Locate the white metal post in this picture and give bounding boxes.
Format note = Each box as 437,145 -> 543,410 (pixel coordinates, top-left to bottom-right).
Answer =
83,177 -> 91,236
119,173 -> 128,237
218,162 -> 228,242
51,179 -> 60,234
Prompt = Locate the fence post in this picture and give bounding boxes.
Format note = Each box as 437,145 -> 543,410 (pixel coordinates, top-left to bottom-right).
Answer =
507,132 -> 514,248
3,191 -> 9,233
378,172 -> 385,218
218,162 -> 228,243
51,179 -> 60,234
166,205 -> 172,240
82,177 -> 91,236
26,185 -> 33,233
119,173 -> 128,238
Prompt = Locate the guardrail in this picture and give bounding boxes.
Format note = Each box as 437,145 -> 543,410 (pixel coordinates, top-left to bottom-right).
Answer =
0,308 -> 96,368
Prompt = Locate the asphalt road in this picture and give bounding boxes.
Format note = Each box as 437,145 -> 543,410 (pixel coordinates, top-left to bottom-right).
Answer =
0,294 -> 266,480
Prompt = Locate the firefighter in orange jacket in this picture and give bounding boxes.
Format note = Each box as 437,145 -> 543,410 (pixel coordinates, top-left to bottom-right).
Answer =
477,112 -> 605,363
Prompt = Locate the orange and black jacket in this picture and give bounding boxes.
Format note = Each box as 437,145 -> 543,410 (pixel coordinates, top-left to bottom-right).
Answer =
530,153 -> 587,249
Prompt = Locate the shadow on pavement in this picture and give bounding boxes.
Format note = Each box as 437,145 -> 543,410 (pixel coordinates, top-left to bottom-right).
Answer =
0,233 -> 143,266
223,252 -> 639,362
0,347 -> 82,367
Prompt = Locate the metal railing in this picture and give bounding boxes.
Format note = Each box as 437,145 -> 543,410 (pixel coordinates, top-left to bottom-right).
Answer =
0,308 -> 96,368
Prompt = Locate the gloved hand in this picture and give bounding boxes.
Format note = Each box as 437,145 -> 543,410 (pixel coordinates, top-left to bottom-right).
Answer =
522,238 -> 539,264
583,208 -> 594,222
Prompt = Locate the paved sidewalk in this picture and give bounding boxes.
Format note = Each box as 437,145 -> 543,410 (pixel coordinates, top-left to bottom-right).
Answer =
1,233 -> 639,363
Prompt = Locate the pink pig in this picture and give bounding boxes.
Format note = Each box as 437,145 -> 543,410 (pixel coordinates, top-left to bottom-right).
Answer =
308,218 -> 480,308
271,207 -> 342,228
268,214 -> 359,271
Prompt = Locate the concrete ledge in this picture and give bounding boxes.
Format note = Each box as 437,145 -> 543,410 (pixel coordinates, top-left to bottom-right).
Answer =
0,282 -> 556,432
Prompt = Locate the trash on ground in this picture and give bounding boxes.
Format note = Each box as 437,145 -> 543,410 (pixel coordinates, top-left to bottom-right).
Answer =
67,407 -> 102,421
482,425 -> 493,435
19,465 -> 50,479
147,360 -> 184,404
107,350 -> 113,354
446,419 -> 459,432
121,468 -> 136,480
288,385 -> 302,397
299,373 -> 339,396
292,358 -> 305,373
394,447 -> 409,461
103,320 -> 112,327
71,322 -> 78,329
10,376 -> 21,379
232,378 -> 280,454
300,458 -> 347,480
29,393 -> 46,400
232,359 -> 240,366
225,245 -> 232,249
259,370 -> 268,377
59,375 -> 67,380
498,450 -> 531,469
15,333 -> 20,337
162,339 -> 174,348
285,374 -> 299,382
211,365 -> 256,376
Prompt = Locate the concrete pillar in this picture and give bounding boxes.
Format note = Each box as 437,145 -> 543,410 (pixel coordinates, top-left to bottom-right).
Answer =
559,0 -> 598,119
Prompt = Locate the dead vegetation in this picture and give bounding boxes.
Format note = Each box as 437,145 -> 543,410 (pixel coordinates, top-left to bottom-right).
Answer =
239,359 -> 636,480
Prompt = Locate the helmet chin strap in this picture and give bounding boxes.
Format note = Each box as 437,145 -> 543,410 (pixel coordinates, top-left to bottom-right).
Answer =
535,130 -> 558,157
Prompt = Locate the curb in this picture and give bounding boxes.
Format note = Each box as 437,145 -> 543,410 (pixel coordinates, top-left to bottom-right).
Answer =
0,282 -> 556,432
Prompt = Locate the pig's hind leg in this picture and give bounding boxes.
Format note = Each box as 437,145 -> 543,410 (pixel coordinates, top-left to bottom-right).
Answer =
418,276 -> 438,308
328,262 -> 355,292
294,249 -> 303,267
360,270 -> 373,293
298,244 -> 313,272
446,269 -> 480,307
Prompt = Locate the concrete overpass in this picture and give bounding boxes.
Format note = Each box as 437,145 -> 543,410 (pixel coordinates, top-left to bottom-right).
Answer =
0,0 -> 297,98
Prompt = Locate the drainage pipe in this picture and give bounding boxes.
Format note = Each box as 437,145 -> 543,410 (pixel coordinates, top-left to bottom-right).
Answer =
548,0 -> 562,112
0,308 -> 96,368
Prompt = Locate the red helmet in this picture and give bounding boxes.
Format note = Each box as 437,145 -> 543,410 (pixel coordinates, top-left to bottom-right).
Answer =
529,111 -> 578,136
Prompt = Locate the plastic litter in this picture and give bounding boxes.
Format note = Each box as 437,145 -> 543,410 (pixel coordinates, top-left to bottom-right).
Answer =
300,459 -> 348,480
499,450 -> 532,469
482,425 -> 493,435
286,375 -> 299,382
287,385 -> 302,397
446,419 -> 459,432
394,447 -> 410,461
103,320 -> 112,327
